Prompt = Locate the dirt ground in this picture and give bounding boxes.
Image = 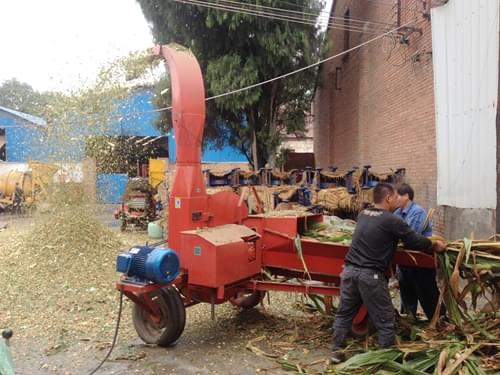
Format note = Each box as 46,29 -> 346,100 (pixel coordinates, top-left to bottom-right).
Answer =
0,206 -> 336,375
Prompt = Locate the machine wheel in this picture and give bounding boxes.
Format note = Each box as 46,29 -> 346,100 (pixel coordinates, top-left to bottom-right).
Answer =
160,287 -> 186,343
351,316 -> 375,338
350,306 -> 376,338
229,290 -> 265,309
132,287 -> 186,347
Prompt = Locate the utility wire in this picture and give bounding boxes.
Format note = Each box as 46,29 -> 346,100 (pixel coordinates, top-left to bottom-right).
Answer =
174,0 -> 388,34
159,20 -> 415,152
201,0 -> 393,27
161,21 -> 413,109
26,21 -> 412,129
179,0 -> 388,33
273,0 -> 411,15
64,20 -> 413,122
176,0 -> 374,33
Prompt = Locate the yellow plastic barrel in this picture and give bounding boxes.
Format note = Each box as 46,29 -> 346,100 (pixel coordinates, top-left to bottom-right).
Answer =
0,170 -> 32,197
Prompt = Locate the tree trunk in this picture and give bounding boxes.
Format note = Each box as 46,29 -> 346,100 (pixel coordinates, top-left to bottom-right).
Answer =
249,110 -> 259,170
267,81 -> 279,167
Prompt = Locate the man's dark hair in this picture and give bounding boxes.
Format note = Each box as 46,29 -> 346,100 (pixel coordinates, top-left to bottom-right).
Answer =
373,182 -> 395,204
397,183 -> 414,200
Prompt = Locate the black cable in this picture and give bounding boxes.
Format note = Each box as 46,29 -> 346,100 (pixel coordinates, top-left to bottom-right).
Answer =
88,289 -> 124,375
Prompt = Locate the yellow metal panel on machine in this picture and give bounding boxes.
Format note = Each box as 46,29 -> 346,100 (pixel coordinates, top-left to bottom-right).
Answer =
149,158 -> 167,188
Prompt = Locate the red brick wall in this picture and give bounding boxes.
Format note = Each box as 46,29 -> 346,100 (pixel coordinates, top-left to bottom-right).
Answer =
314,0 -> 443,233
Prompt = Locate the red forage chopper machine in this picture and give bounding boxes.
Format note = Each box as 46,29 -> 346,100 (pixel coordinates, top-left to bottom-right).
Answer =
115,44 -> 436,345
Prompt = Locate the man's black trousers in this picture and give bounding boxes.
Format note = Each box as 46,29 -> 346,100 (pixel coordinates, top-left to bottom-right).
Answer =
332,265 -> 395,349
398,265 -> 443,320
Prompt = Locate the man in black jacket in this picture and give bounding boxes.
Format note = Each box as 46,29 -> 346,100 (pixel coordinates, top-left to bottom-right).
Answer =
331,182 -> 445,363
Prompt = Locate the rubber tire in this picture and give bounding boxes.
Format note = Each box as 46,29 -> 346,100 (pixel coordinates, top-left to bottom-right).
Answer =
229,290 -> 265,309
351,316 -> 376,338
160,287 -> 186,345
132,287 -> 186,347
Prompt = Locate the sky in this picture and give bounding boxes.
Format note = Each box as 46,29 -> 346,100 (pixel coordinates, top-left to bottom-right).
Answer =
0,0 -> 334,93
0,0 -> 153,92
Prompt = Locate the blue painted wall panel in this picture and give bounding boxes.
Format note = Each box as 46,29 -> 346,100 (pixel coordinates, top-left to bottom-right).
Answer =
5,126 -> 48,162
3,88 -> 247,167
113,89 -> 162,137
0,111 -> 49,162
168,136 -> 247,163
96,173 -> 128,203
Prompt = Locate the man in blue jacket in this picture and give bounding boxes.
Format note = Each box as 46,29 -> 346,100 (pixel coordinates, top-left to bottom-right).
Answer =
394,183 -> 443,320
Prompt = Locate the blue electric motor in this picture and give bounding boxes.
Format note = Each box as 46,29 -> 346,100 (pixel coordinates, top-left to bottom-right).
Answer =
116,245 -> 180,284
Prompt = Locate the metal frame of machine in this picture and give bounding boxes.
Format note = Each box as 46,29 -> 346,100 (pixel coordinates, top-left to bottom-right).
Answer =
116,44 -> 436,346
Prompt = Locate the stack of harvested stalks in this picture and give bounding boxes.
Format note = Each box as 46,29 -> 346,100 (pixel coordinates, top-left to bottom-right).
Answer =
437,238 -> 499,326
331,237 -> 499,374
313,187 -> 360,212
245,185 -> 299,213
205,186 -> 233,195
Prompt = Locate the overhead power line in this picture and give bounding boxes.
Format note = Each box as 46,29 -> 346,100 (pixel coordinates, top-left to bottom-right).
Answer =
203,21 -> 412,101
178,0 -> 389,33
173,0 -> 391,34
273,0 -> 411,16
18,20 -> 412,131
205,0 -> 393,28
72,20 -> 412,123
175,0 -> 368,33
128,20 -> 412,118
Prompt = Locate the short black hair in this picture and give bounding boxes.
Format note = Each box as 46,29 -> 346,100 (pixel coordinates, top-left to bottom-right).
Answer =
397,183 -> 414,200
373,182 -> 395,204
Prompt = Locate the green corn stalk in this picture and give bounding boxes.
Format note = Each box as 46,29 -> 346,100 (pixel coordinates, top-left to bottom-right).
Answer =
306,294 -> 326,315
438,252 -> 464,327
294,234 -> 311,280
336,349 -> 402,372
464,237 -> 473,265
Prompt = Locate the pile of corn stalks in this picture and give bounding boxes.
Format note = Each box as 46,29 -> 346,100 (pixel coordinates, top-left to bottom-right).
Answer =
330,238 -> 499,374
335,342 -> 494,375
312,187 -> 360,213
243,185 -> 299,213
438,238 -> 499,322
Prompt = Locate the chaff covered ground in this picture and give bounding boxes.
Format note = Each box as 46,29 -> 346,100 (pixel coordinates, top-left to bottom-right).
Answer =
0,207 -> 331,374
0,207 -> 498,374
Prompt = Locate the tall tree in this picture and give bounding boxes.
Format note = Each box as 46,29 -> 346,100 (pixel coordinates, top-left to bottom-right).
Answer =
0,79 -> 48,116
137,0 -> 324,168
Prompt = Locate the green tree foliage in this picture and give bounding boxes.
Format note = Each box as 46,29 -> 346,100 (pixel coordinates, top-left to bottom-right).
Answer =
1,52 -> 162,171
0,79 -> 49,116
137,0 -> 325,168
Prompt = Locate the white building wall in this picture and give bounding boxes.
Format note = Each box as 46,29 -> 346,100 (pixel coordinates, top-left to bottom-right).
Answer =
431,0 -> 499,209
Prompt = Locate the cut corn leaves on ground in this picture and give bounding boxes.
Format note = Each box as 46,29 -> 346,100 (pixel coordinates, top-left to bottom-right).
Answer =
297,216 -> 499,373
325,237 -> 499,374
284,222 -> 499,373
334,343 -> 492,375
